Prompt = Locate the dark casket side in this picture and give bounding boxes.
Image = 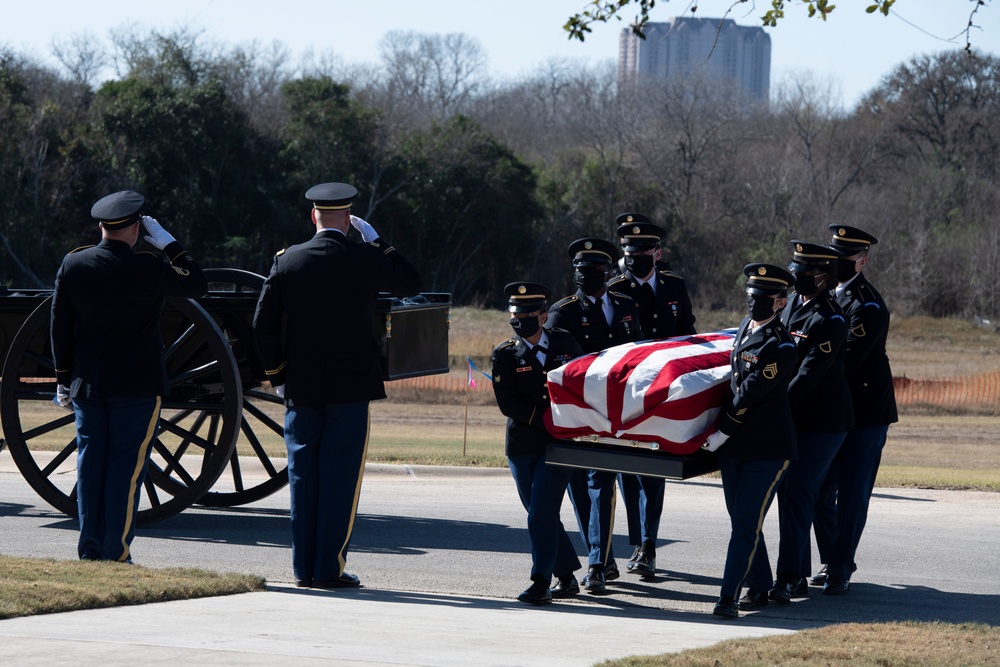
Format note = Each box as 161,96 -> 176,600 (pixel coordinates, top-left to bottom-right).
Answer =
546,440 -> 719,480
373,293 -> 451,380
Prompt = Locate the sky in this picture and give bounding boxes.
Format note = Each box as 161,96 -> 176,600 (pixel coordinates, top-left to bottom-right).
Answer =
2,1 -> 998,108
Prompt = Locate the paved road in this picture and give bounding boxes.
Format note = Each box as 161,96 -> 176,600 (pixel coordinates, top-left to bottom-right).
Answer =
2,450 -> 997,628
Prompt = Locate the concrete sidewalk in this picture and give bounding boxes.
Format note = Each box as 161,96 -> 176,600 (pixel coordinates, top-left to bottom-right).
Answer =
0,584 -> 811,666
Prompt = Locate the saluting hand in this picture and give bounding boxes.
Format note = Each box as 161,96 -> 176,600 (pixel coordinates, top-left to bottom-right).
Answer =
142,215 -> 177,250
350,215 -> 380,243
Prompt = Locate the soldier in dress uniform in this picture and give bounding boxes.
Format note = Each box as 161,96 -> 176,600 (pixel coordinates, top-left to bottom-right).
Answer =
491,282 -> 584,605
738,242 -> 853,610
701,263 -> 798,619
50,190 -> 207,561
253,182 -> 422,589
809,225 -> 898,595
547,237 -> 643,593
608,213 -> 697,578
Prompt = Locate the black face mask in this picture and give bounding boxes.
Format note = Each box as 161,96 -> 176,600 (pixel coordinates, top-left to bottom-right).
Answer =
834,258 -> 857,283
746,294 -> 776,321
793,272 -> 821,296
510,315 -> 541,339
574,266 -> 607,296
625,255 -> 655,279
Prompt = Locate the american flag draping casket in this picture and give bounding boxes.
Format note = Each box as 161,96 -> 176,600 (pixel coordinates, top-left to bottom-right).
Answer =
544,330 -> 737,456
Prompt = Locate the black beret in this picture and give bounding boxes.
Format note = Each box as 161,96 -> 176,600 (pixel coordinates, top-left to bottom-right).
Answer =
90,190 -> 145,229
567,238 -> 618,265
504,282 -> 550,313
788,240 -> 845,272
305,182 -> 358,210
743,263 -> 794,295
829,224 -> 878,252
616,219 -> 665,252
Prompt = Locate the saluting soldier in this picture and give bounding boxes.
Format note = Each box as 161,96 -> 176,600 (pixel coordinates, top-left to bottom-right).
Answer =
608,213 -> 697,578
546,237 -> 643,593
740,242 -> 852,610
701,263 -> 798,619
491,282 -> 584,605
50,190 -> 207,562
253,182 -> 422,589
810,225 -> 898,595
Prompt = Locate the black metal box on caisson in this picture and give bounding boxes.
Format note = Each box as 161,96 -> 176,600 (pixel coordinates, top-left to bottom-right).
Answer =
373,293 -> 451,380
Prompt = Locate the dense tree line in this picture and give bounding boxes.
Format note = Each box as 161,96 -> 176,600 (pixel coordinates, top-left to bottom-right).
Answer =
1,29 -> 998,319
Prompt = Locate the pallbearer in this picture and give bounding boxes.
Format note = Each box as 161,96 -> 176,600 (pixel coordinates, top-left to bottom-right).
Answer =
491,282 -> 584,605
609,214 -> 697,578
547,238 -> 643,593
811,225 -> 898,595
702,263 -> 798,619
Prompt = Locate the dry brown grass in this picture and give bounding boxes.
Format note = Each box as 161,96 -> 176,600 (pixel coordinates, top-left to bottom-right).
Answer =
598,621 -> 1000,666
0,554 -> 265,620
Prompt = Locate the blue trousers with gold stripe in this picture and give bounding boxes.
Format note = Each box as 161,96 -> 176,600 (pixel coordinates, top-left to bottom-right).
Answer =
567,469 -> 618,568
719,454 -> 788,600
74,396 -> 160,562
508,453 -> 581,583
285,401 -> 369,583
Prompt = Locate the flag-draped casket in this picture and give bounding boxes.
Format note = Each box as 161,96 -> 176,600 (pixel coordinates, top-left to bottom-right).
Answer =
544,330 -> 737,455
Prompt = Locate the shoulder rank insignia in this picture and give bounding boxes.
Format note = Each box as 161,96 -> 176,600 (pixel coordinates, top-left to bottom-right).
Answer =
762,362 -> 778,380
276,248 -> 286,257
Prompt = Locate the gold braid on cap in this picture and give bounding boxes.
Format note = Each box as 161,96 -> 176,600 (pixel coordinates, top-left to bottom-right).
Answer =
833,231 -> 871,245
313,203 -> 353,210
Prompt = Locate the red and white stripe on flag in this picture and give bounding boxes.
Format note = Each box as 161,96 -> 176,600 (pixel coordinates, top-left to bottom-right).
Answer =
544,330 -> 736,455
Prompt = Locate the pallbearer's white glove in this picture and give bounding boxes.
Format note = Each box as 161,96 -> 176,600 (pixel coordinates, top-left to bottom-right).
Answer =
274,385 -> 285,399
142,216 -> 177,250
350,215 -> 379,243
54,384 -> 72,410
701,431 -> 730,452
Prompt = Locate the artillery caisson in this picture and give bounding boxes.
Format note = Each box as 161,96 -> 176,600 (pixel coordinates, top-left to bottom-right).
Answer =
0,271 -> 450,525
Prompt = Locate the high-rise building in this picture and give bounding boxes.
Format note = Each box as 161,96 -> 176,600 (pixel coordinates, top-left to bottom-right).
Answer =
618,17 -> 771,100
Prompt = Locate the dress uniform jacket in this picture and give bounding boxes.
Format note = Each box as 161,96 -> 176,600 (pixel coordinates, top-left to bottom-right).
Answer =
717,317 -> 799,460
50,239 -> 207,399
491,328 -> 583,457
608,267 -> 695,339
253,229 -> 421,406
833,274 -> 898,428
781,293 -> 853,433
546,289 -> 643,354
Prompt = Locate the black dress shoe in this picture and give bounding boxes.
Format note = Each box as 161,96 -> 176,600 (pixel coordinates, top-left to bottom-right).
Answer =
768,581 -> 792,604
789,577 -> 809,598
313,572 -> 362,589
550,575 -> 580,599
810,565 -> 828,586
604,559 -> 620,581
823,578 -> 850,595
295,579 -> 313,588
631,551 -> 656,578
624,546 -> 642,573
737,591 -> 768,611
713,596 -> 739,619
583,566 -> 606,593
517,581 -> 552,606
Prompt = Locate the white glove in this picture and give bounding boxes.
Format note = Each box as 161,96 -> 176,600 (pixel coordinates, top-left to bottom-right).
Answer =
142,215 -> 177,250
54,384 -> 72,410
350,215 -> 380,243
701,431 -> 730,452
274,384 -> 285,399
